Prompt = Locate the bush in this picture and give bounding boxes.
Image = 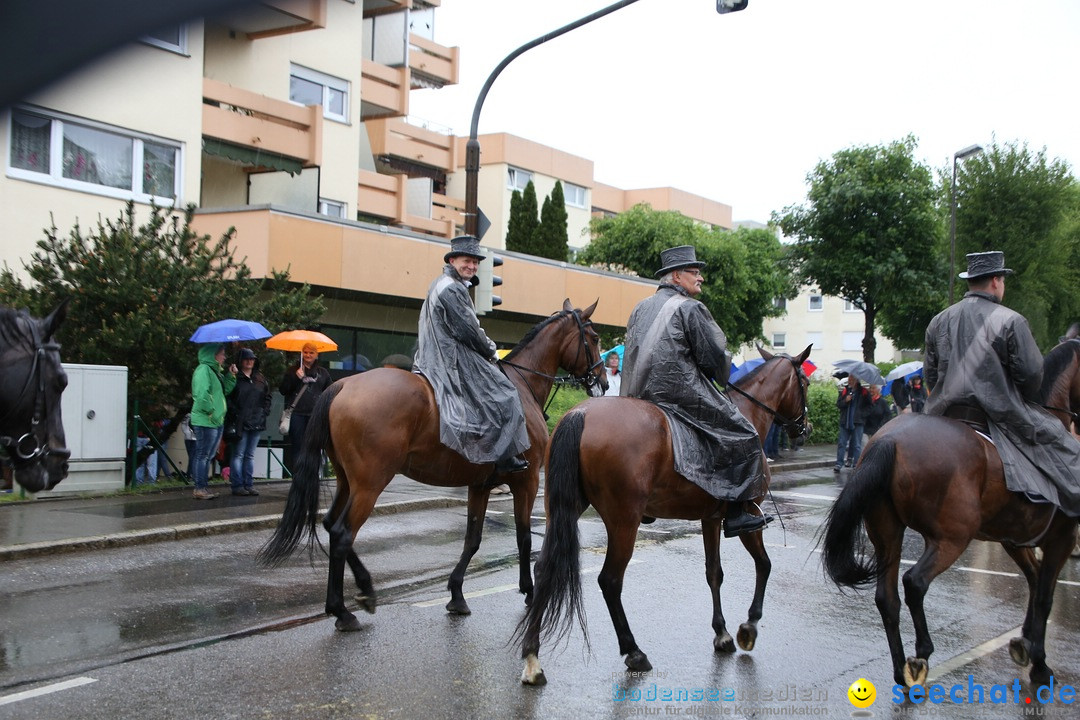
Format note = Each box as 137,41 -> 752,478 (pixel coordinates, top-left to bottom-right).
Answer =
807,380 -> 840,446
544,385 -> 589,433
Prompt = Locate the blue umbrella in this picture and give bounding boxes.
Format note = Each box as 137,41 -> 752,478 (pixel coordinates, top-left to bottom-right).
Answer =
189,319 -> 272,343
729,357 -> 765,383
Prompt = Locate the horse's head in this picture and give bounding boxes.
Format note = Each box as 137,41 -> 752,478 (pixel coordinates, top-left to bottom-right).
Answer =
558,299 -> 606,396
1041,337 -> 1080,431
756,344 -> 813,444
0,300 -> 70,492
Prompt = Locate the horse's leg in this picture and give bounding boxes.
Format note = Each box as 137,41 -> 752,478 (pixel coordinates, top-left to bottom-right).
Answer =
864,509 -> 910,687
736,521 -> 772,652
322,470 -> 379,615
701,519 -> 733,653
510,477 -> 537,605
445,484 -> 492,615
900,538 -> 967,686
1002,544 -> 1039,663
597,521 -> 651,671
324,492 -> 363,631
1023,519 -> 1075,688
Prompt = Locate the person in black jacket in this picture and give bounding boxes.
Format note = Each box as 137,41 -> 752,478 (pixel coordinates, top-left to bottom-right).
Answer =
227,348 -> 271,495
279,343 -> 333,474
863,384 -> 893,439
835,374 -> 870,472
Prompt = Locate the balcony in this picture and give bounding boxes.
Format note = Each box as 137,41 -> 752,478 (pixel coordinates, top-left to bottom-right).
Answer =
361,60 -> 409,120
357,169 -> 464,238
362,0 -> 410,17
202,78 -> 323,170
408,33 -> 459,89
218,0 -> 327,40
366,117 -> 457,172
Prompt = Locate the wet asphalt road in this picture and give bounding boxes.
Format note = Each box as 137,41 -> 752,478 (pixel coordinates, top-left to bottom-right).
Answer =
3,474 -> 1080,719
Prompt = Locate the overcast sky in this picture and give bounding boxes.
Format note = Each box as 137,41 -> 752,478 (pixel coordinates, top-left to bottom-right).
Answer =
408,0 -> 1080,224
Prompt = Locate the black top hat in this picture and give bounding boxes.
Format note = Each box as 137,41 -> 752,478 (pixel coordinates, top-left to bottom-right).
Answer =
655,245 -> 706,277
958,251 -> 1013,280
444,235 -> 486,263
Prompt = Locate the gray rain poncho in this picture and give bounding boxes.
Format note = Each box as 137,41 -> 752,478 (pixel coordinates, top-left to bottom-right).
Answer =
413,265 -> 529,464
621,285 -> 765,500
925,290 -> 1080,516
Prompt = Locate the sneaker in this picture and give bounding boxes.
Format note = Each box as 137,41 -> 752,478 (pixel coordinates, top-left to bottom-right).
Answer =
246,487 -> 259,496
833,465 -> 841,473
231,488 -> 251,496
489,484 -> 511,495
193,489 -> 219,500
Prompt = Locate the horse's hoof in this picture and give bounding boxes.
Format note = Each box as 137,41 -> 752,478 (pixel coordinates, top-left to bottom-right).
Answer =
625,649 -> 652,672
736,623 -> 758,652
1030,664 -> 1054,691
523,589 -> 534,607
354,593 -> 377,615
446,598 -> 472,616
903,657 -> 928,687
714,633 -> 736,654
334,614 -> 363,632
521,654 -> 547,686
1009,637 -> 1032,667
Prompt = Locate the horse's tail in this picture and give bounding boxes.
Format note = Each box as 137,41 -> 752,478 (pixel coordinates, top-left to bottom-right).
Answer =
513,409 -> 589,653
819,436 -> 896,589
257,382 -> 344,567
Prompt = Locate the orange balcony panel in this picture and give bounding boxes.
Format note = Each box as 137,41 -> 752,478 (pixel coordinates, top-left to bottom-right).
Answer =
362,0 -> 410,18
366,117 -> 455,171
202,78 -> 322,167
357,169 -> 404,221
408,33 -> 459,89
221,0 -> 327,39
361,60 -> 409,119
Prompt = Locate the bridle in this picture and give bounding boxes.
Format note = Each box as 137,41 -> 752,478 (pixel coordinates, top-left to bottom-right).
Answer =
725,356 -> 811,441
499,309 -> 604,413
1041,339 -> 1080,425
0,316 -> 62,463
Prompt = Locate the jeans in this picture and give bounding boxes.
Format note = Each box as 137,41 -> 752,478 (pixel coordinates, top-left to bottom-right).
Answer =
192,424 -> 224,491
764,424 -> 780,458
230,430 -> 261,490
134,436 -> 158,485
836,424 -> 864,468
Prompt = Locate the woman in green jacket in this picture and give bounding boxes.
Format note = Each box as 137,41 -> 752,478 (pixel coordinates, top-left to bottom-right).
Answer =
190,344 -> 236,499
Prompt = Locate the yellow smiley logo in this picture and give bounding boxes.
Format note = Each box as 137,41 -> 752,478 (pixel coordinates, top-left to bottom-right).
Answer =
847,678 -> 876,708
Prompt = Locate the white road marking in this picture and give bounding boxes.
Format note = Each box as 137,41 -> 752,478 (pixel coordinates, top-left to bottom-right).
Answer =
926,625 -> 1024,684
775,492 -> 837,502
0,677 -> 97,706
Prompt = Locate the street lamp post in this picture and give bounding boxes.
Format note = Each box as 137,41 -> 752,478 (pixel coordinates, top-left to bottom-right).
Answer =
949,143 -> 983,305
463,0 -> 747,238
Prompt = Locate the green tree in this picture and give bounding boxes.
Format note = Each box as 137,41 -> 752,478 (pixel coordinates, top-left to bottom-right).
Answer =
952,141 -> 1080,348
505,181 -> 540,255
775,135 -> 942,360
0,202 -> 325,426
578,205 -> 792,348
537,180 -> 570,261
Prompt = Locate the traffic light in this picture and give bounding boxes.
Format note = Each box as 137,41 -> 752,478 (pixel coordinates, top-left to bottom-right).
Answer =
474,249 -> 503,315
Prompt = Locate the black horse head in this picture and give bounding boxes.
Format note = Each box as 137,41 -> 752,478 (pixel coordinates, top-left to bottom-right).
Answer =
0,300 -> 70,492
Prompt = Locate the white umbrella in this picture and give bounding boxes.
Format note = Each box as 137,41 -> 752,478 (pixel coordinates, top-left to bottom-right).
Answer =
884,361 -> 923,384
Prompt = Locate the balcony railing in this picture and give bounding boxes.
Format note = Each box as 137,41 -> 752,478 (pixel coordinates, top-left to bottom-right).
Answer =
361,59 -> 409,119
366,117 -> 456,171
202,78 -> 323,167
357,169 -> 463,238
408,33 -> 459,89
219,0 -> 327,40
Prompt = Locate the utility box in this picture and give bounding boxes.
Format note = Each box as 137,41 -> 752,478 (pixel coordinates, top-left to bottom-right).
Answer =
53,364 -> 128,494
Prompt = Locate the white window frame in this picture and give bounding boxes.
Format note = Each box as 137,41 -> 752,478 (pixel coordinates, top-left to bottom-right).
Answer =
773,297 -> 787,311
141,24 -> 188,54
844,299 -> 861,313
806,331 -> 823,350
290,64 -> 349,123
507,166 -> 532,192
808,294 -> 824,312
319,198 -> 347,218
771,333 -> 787,349
563,182 -> 587,208
7,107 -> 182,204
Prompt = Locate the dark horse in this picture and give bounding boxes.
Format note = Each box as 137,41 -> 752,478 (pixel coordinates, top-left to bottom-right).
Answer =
821,339 -> 1080,690
0,301 -> 70,493
259,300 -> 606,630
516,346 -> 813,685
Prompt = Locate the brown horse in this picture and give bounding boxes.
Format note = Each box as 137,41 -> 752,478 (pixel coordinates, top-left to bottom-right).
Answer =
516,345 -> 813,685
821,339 -> 1080,690
259,300 -> 606,631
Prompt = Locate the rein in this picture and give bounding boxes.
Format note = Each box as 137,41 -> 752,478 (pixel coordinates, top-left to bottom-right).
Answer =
0,317 -> 60,462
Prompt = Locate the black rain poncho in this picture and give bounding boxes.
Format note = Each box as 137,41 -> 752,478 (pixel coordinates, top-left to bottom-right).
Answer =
621,285 -> 765,500
925,291 -> 1080,516
413,265 -> 529,464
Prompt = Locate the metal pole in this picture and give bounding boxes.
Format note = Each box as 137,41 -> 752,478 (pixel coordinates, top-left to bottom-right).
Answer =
949,155 -> 958,305
464,0 -> 643,237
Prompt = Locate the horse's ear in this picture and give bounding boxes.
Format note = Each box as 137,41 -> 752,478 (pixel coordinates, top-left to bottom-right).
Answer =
757,344 -> 774,361
795,344 -> 812,364
580,298 -> 599,319
1066,322 -> 1080,341
562,298 -> 573,313
42,298 -> 69,338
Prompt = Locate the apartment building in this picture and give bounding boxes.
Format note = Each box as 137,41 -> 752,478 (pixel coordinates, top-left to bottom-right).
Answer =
2,1 -> 769,379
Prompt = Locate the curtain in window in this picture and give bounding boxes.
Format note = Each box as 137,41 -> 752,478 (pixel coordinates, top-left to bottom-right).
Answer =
143,141 -> 177,197
62,123 -> 132,189
10,111 -> 50,172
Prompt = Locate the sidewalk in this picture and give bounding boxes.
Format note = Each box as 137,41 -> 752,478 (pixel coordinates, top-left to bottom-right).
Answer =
0,445 -> 836,561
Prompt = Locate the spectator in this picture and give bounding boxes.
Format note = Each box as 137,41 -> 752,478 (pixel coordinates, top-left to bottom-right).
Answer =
228,348 -> 271,496
602,351 -> 621,397
863,384 -> 892,438
834,374 -> 869,472
190,344 -> 236,500
279,342 -> 333,475
908,376 -> 927,413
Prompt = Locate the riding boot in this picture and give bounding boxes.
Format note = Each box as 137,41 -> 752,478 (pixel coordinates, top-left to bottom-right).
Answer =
723,501 -> 771,538
495,454 -> 529,474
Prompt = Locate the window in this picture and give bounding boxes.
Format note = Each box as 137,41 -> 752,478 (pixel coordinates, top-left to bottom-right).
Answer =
771,333 -> 786,349
507,166 -> 532,191
808,294 -> 824,311
842,332 -> 862,352
319,198 -> 346,218
142,25 -> 187,54
806,332 -> 823,350
9,108 -> 180,202
563,182 -> 587,208
773,297 -> 787,311
290,65 -> 349,123
844,299 -> 861,312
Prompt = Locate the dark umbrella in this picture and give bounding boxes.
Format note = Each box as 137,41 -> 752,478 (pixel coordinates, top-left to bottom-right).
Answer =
833,359 -> 885,386
189,319 -> 272,343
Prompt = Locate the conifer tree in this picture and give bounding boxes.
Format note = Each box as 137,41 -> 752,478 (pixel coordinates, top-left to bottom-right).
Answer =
538,180 -> 570,261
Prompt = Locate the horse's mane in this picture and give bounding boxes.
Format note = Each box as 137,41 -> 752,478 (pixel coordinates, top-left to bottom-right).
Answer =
502,310 -> 571,363
1039,340 -> 1080,403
